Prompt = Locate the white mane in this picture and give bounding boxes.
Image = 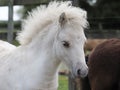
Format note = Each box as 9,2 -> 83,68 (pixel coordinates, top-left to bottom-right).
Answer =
17,1 -> 88,45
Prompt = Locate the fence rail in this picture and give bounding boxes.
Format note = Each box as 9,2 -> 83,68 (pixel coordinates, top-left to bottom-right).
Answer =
0,0 -> 50,6
0,29 -> 120,40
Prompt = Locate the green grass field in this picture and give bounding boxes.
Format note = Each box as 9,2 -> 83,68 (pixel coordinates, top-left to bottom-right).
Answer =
58,75 -> 68,90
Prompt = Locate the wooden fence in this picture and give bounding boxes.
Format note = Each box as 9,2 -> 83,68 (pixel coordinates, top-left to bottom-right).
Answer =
0,0 -> 53,43
0,0 -> 79,43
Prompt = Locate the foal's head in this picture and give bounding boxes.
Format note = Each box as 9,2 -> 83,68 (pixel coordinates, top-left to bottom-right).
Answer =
54,12 -> 88,78
17,1 -> 88,78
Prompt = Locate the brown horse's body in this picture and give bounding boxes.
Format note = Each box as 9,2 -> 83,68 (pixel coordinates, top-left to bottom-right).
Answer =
88,39 -> 120,90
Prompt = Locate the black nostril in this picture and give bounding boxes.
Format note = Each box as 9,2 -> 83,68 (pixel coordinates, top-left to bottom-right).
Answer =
77,69 -> 81,75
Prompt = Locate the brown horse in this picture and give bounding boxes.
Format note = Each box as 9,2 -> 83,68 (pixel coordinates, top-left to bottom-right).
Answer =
87,38 -> 120,90
84,39 -> 107,51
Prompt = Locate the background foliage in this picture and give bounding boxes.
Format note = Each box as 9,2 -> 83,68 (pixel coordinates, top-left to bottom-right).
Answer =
19,0 -> 120,19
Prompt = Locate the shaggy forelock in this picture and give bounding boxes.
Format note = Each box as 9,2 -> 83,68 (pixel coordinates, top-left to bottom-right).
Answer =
16,1 -> 88,45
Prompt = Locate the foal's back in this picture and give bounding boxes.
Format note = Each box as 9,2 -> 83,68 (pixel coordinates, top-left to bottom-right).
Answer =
88,38 -> 120,90
0,40 -> 16,53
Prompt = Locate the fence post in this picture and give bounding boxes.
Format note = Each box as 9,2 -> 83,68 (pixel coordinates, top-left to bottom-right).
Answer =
68,73 -> 81,90
8,0 -> 14,43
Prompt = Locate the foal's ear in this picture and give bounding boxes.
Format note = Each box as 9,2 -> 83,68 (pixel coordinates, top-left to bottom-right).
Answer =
59,12 -> 67,27
82,11 -> 87,19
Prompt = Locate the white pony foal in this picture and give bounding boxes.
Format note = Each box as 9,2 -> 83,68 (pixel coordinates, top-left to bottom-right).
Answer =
0,1 -> 88,90
0,40 -> 16,52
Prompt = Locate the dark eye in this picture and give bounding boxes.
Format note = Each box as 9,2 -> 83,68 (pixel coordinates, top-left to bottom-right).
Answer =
62,41 -> 70,48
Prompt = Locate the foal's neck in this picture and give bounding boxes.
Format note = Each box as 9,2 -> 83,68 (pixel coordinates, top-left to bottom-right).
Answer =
25,28 -> 61,89
36,51 -> 60,89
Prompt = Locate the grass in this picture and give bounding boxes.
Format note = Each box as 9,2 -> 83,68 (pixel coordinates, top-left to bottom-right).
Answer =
12,40 -> 20,46
58,75 -> 68,90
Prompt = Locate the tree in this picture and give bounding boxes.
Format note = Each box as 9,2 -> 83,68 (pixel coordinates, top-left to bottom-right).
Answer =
95,0 -> 120,18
